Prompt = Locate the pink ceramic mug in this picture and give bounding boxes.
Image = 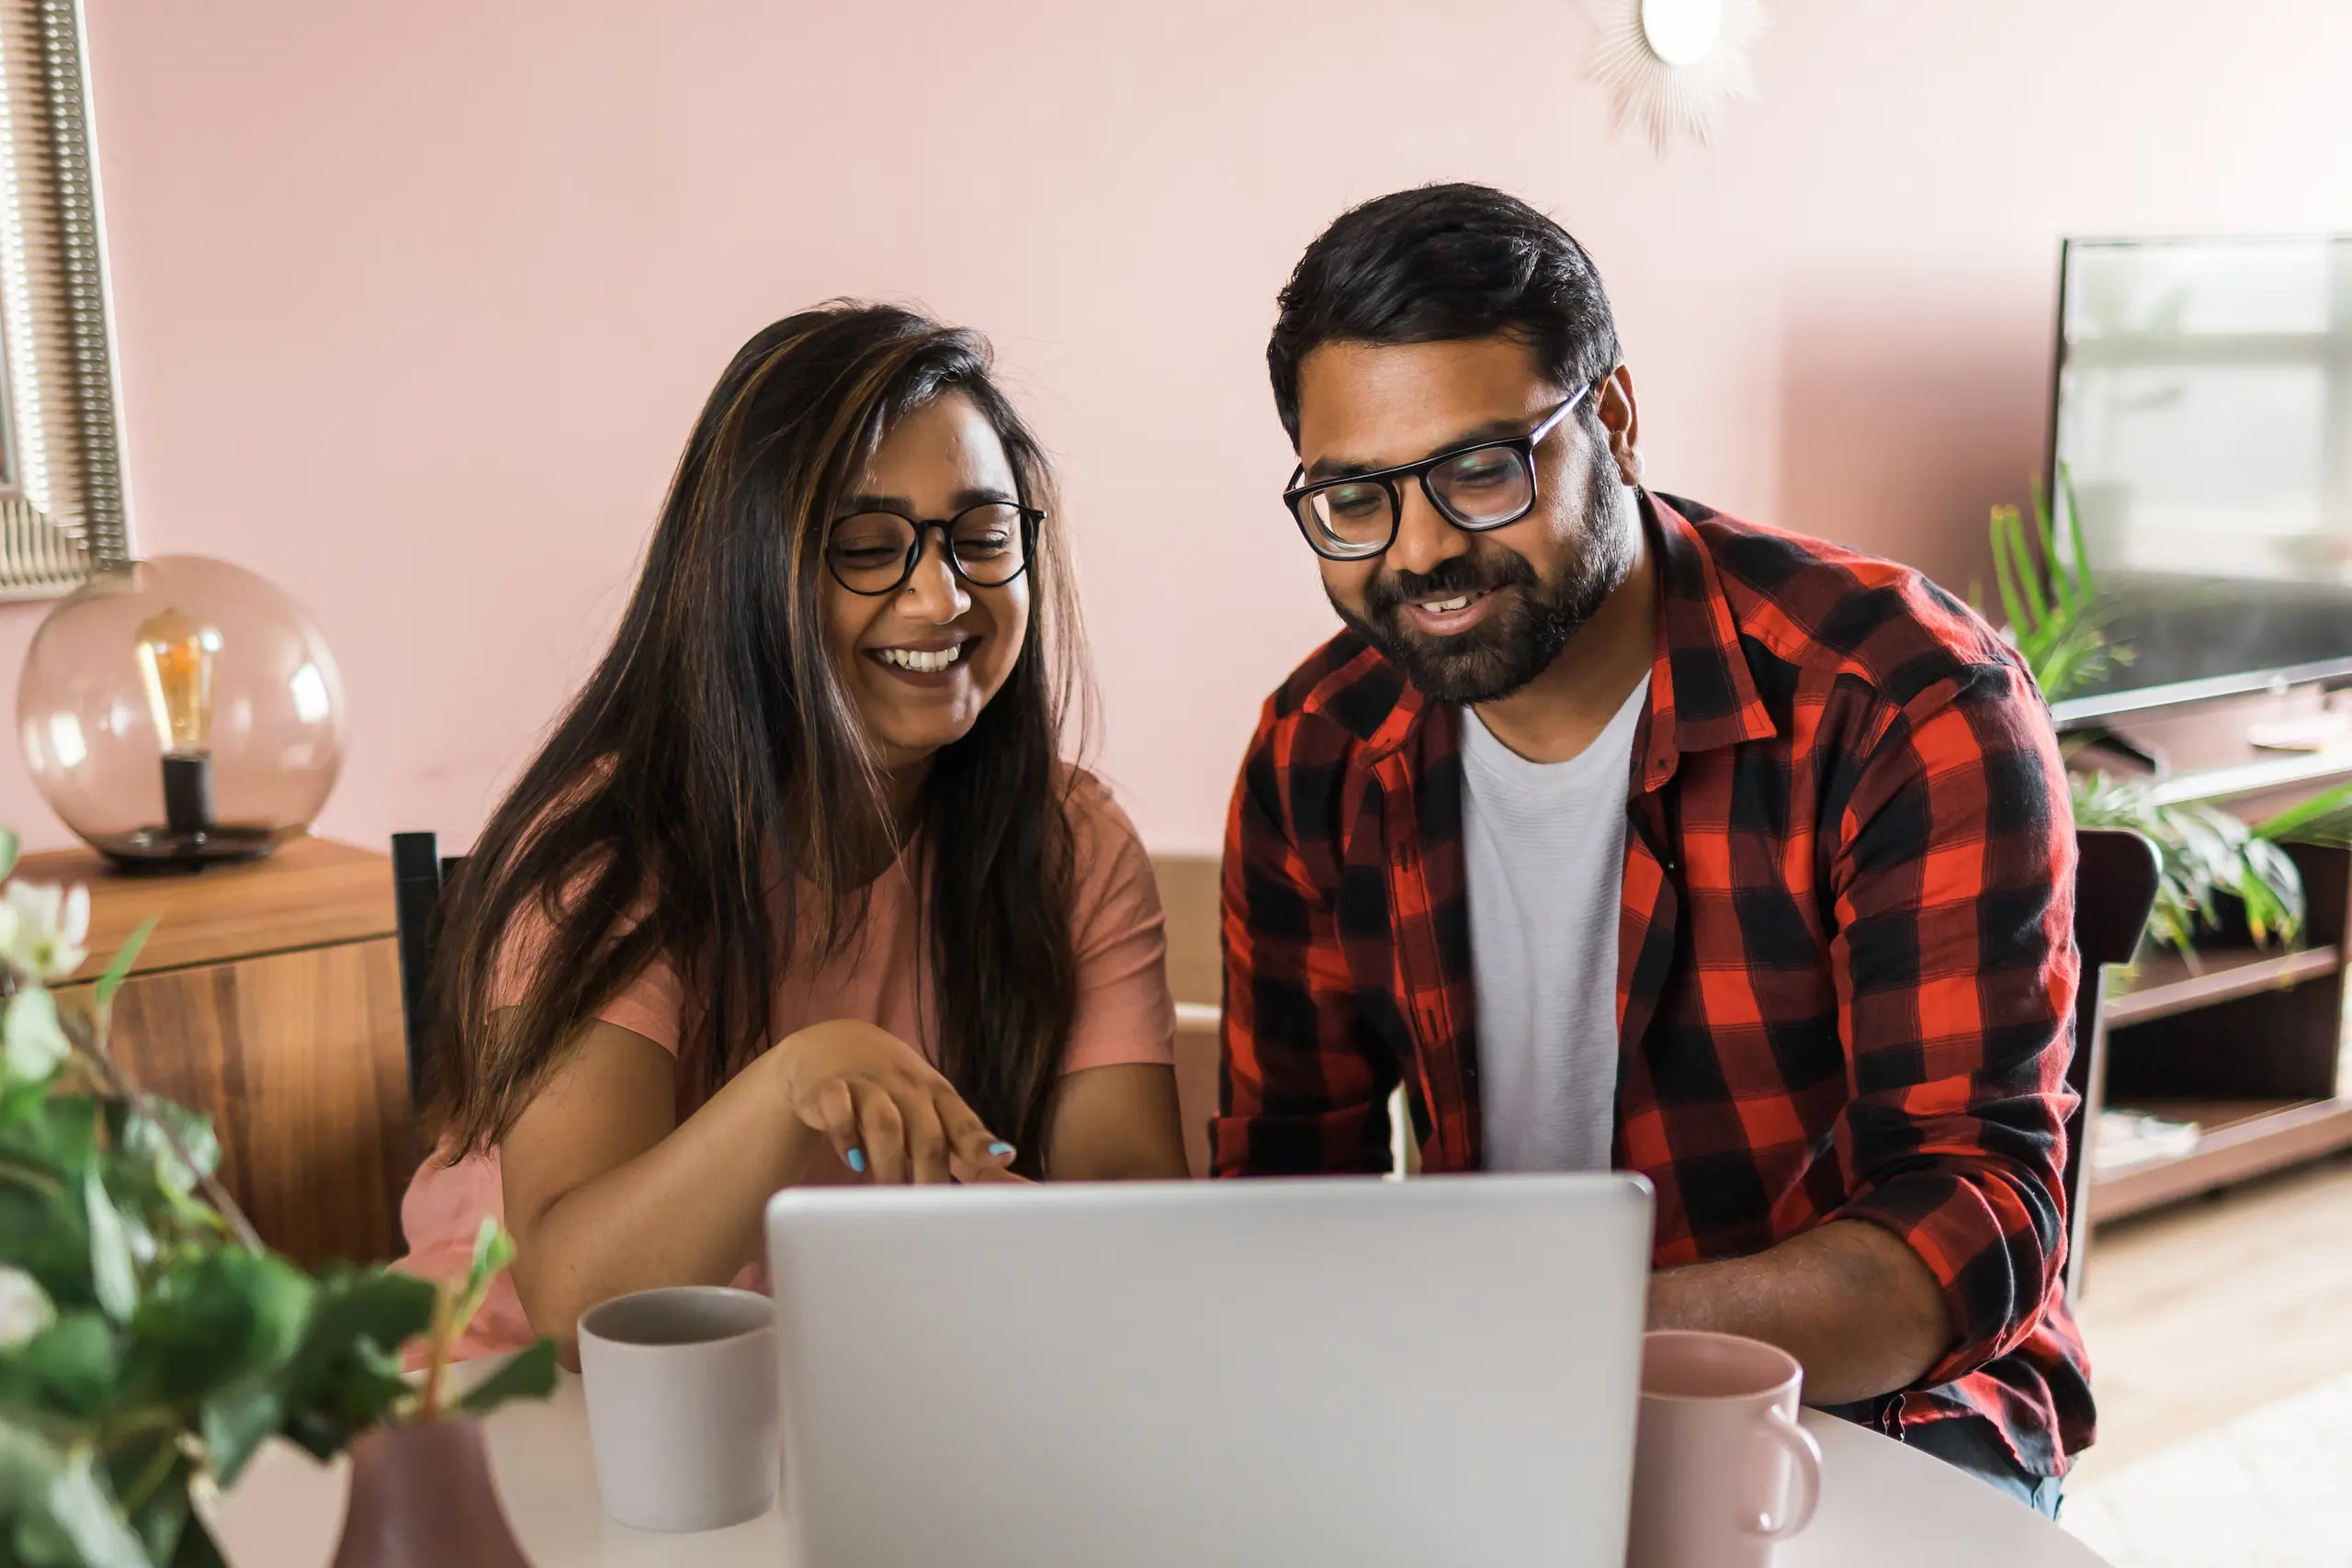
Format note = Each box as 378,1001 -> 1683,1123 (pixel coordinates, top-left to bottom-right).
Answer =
1626,1330 -> 1822,1568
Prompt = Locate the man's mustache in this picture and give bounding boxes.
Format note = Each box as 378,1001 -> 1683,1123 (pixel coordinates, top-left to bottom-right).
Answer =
1363,548 -> 1537,619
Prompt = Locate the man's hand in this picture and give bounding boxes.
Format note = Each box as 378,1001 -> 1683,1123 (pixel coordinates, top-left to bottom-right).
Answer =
1645,1220 -> 1955,1407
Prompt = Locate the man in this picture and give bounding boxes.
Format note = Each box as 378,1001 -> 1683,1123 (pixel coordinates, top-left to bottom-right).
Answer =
1216,183 -> 2087,1514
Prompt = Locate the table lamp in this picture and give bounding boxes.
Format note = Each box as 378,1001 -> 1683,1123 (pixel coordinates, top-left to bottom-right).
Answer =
16,556 -> 346,872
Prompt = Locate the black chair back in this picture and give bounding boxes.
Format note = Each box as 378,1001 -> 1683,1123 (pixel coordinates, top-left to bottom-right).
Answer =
2064,827 -> 2161,1303
390,832 -> 463,1112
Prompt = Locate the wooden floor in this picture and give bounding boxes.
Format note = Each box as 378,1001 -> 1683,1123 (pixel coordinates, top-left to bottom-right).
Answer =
2070,1148 -> 2352,1482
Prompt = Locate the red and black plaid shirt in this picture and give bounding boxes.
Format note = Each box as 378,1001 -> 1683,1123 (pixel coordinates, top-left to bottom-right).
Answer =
1215,493 -> 2090,1477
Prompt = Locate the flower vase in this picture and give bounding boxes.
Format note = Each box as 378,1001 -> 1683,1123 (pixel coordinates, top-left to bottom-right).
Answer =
330,1419 -> 533,1568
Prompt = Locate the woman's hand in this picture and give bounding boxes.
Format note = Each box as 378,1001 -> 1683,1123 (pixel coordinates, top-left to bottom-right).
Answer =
772,1019 -> 1018,1184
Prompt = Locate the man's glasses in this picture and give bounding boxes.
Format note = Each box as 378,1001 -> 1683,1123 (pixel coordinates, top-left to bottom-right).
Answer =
825,502 -> 1042,596
1281,382 -> 1595,562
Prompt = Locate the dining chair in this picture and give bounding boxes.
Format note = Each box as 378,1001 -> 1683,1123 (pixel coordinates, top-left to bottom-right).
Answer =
390,831 -> 462,1114
2064,826 -> 2161,1304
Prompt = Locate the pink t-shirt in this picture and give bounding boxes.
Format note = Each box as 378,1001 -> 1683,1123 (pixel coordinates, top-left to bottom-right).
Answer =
400,771 -> 1176,1358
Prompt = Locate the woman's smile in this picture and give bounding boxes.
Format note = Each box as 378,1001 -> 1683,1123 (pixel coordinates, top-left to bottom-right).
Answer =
867,633 -> 977,682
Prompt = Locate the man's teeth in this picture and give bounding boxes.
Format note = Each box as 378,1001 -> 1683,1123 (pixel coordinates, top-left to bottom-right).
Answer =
877,644 -> 966,672
1419,594 -> 1475,614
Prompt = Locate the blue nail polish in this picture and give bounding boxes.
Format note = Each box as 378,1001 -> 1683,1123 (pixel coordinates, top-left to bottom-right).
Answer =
988,1141 -> 1015,1158
847,1148 -> 866,1174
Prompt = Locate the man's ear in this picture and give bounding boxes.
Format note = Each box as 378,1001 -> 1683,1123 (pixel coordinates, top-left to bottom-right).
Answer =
1597,365 -> 1641,487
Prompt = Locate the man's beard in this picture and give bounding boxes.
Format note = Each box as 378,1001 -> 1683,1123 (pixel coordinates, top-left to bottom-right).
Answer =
1333,468 -> 1636,706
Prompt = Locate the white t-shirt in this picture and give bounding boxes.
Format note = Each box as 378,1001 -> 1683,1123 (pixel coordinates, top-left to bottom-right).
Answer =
1461,678 -> 1648,1173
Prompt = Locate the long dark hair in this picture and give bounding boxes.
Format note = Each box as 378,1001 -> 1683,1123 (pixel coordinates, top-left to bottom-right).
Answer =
428,303 -> 1088,1173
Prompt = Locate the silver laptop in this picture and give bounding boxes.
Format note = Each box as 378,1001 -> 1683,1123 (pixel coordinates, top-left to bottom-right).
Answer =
764,1174 -> 1653,1568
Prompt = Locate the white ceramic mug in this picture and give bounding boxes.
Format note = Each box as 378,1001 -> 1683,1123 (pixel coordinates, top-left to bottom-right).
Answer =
576,1285 -> 779,1533
1626,1329 -> 1823,1568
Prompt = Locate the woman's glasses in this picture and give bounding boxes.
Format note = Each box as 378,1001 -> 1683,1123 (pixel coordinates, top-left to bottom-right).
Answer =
825,502 -> 1042,596
1281,383 -> 1594,562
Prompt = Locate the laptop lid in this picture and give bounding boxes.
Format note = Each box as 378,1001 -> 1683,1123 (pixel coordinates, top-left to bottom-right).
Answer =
765,1174 -> 1653,1568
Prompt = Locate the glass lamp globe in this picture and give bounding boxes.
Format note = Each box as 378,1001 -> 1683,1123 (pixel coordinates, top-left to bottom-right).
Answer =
17,555 -> 347,872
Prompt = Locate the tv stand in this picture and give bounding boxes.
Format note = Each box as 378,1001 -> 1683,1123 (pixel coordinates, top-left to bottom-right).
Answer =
2068,682 -> 2352,1227
2064,722 -> 2165,776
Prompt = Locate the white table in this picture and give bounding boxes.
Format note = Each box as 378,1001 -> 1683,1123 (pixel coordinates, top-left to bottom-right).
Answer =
210,1374 -> 2109,1566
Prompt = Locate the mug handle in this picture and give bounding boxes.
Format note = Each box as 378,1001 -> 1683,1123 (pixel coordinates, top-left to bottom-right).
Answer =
1746,1406 -> 1822,1540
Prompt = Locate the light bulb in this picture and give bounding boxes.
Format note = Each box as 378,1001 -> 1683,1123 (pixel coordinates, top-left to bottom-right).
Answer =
133,606 -> 222,759
1641,0 -> 1724,67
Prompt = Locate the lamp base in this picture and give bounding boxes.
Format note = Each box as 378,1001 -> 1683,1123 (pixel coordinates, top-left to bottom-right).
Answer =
89,822 -> 288,874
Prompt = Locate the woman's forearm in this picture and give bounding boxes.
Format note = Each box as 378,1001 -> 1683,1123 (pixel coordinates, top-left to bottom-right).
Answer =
1046,1064 -> 1191,1179
507,1045 -> 819,1354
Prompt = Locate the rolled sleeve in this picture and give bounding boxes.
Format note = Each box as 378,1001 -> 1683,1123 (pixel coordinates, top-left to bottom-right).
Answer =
1826,660 -> 2080,1386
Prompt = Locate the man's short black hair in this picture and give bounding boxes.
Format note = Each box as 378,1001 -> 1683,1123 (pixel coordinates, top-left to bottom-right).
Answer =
1267,183 -> 1622,445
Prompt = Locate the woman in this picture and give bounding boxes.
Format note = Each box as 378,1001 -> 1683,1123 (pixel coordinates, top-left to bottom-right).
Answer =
401,303 -> 1191,1358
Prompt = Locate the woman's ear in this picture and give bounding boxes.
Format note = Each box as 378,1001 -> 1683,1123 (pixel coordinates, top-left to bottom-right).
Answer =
1598,365 -> 1642,488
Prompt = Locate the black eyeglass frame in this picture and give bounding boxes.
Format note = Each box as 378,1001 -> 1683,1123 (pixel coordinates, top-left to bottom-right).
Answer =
823,502 -> 1046,597
1281,380 -> 1598,562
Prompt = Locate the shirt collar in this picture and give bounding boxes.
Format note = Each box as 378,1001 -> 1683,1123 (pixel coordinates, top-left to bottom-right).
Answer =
1636,491 -> 1777,792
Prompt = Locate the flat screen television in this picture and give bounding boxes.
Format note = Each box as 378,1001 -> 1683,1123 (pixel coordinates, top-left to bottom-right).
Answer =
2044,234 -> 2352,727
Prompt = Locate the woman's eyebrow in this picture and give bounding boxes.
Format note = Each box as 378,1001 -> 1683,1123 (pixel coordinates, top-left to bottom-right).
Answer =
950,485 -> 1018,510
834,486 -> 1016,516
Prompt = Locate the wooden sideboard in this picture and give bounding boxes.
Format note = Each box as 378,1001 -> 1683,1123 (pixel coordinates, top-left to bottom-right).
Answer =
36,834 -> 411,1267
2071,683 -> 2352,1220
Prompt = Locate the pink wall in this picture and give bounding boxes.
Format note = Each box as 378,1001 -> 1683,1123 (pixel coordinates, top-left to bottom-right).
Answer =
4,0 -> 2348,856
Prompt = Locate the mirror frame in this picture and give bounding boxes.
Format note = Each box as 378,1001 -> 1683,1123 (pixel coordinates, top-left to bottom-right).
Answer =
0,0 -> 130,599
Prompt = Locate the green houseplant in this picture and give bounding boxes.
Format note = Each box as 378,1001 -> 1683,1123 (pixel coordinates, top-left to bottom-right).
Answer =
1984,471 -> 2352,956
0,830 -> 553,1568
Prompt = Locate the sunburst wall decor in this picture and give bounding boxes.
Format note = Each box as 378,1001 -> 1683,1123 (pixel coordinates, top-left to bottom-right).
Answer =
1586,0 -> 1767,154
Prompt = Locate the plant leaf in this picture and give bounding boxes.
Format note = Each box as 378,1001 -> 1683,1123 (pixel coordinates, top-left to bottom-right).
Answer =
2238,837 -> 2306,947
198,1386 -> 286,1489
3,987 -> 73,1087
2065,772 -> 2304,954
8,1312 -> 119,1418
2060,463 -> 2098,604
2032,474 -> 2076,617
2010,508 -> 2052,630
0,828 -> 17,884
94,918 -> 157,1012
457,1337 -> 558,1418
121,1097 -> 221,1199
81,1169 -> 137,1324
0,1412 -> 62,1515
130,1474 -> 192,1568
225,1266 -> 436,1472
130,1248 -> 313,1407
46,1444 -> 153,1568
449,1217 -> 516,1345
2252,780 -> 2352,846
1991,505 -> 2034,644
461,1217 -> 514,1306
1984,502 -> 2041,649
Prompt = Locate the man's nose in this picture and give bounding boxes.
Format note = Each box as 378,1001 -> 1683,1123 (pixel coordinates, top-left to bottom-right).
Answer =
1383,485 -> 1468,580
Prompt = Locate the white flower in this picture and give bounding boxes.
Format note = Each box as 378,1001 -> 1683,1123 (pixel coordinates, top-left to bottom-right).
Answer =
0,880 -> 89,982
1,985 -> 69,1084
0,1265 -> 52,1348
